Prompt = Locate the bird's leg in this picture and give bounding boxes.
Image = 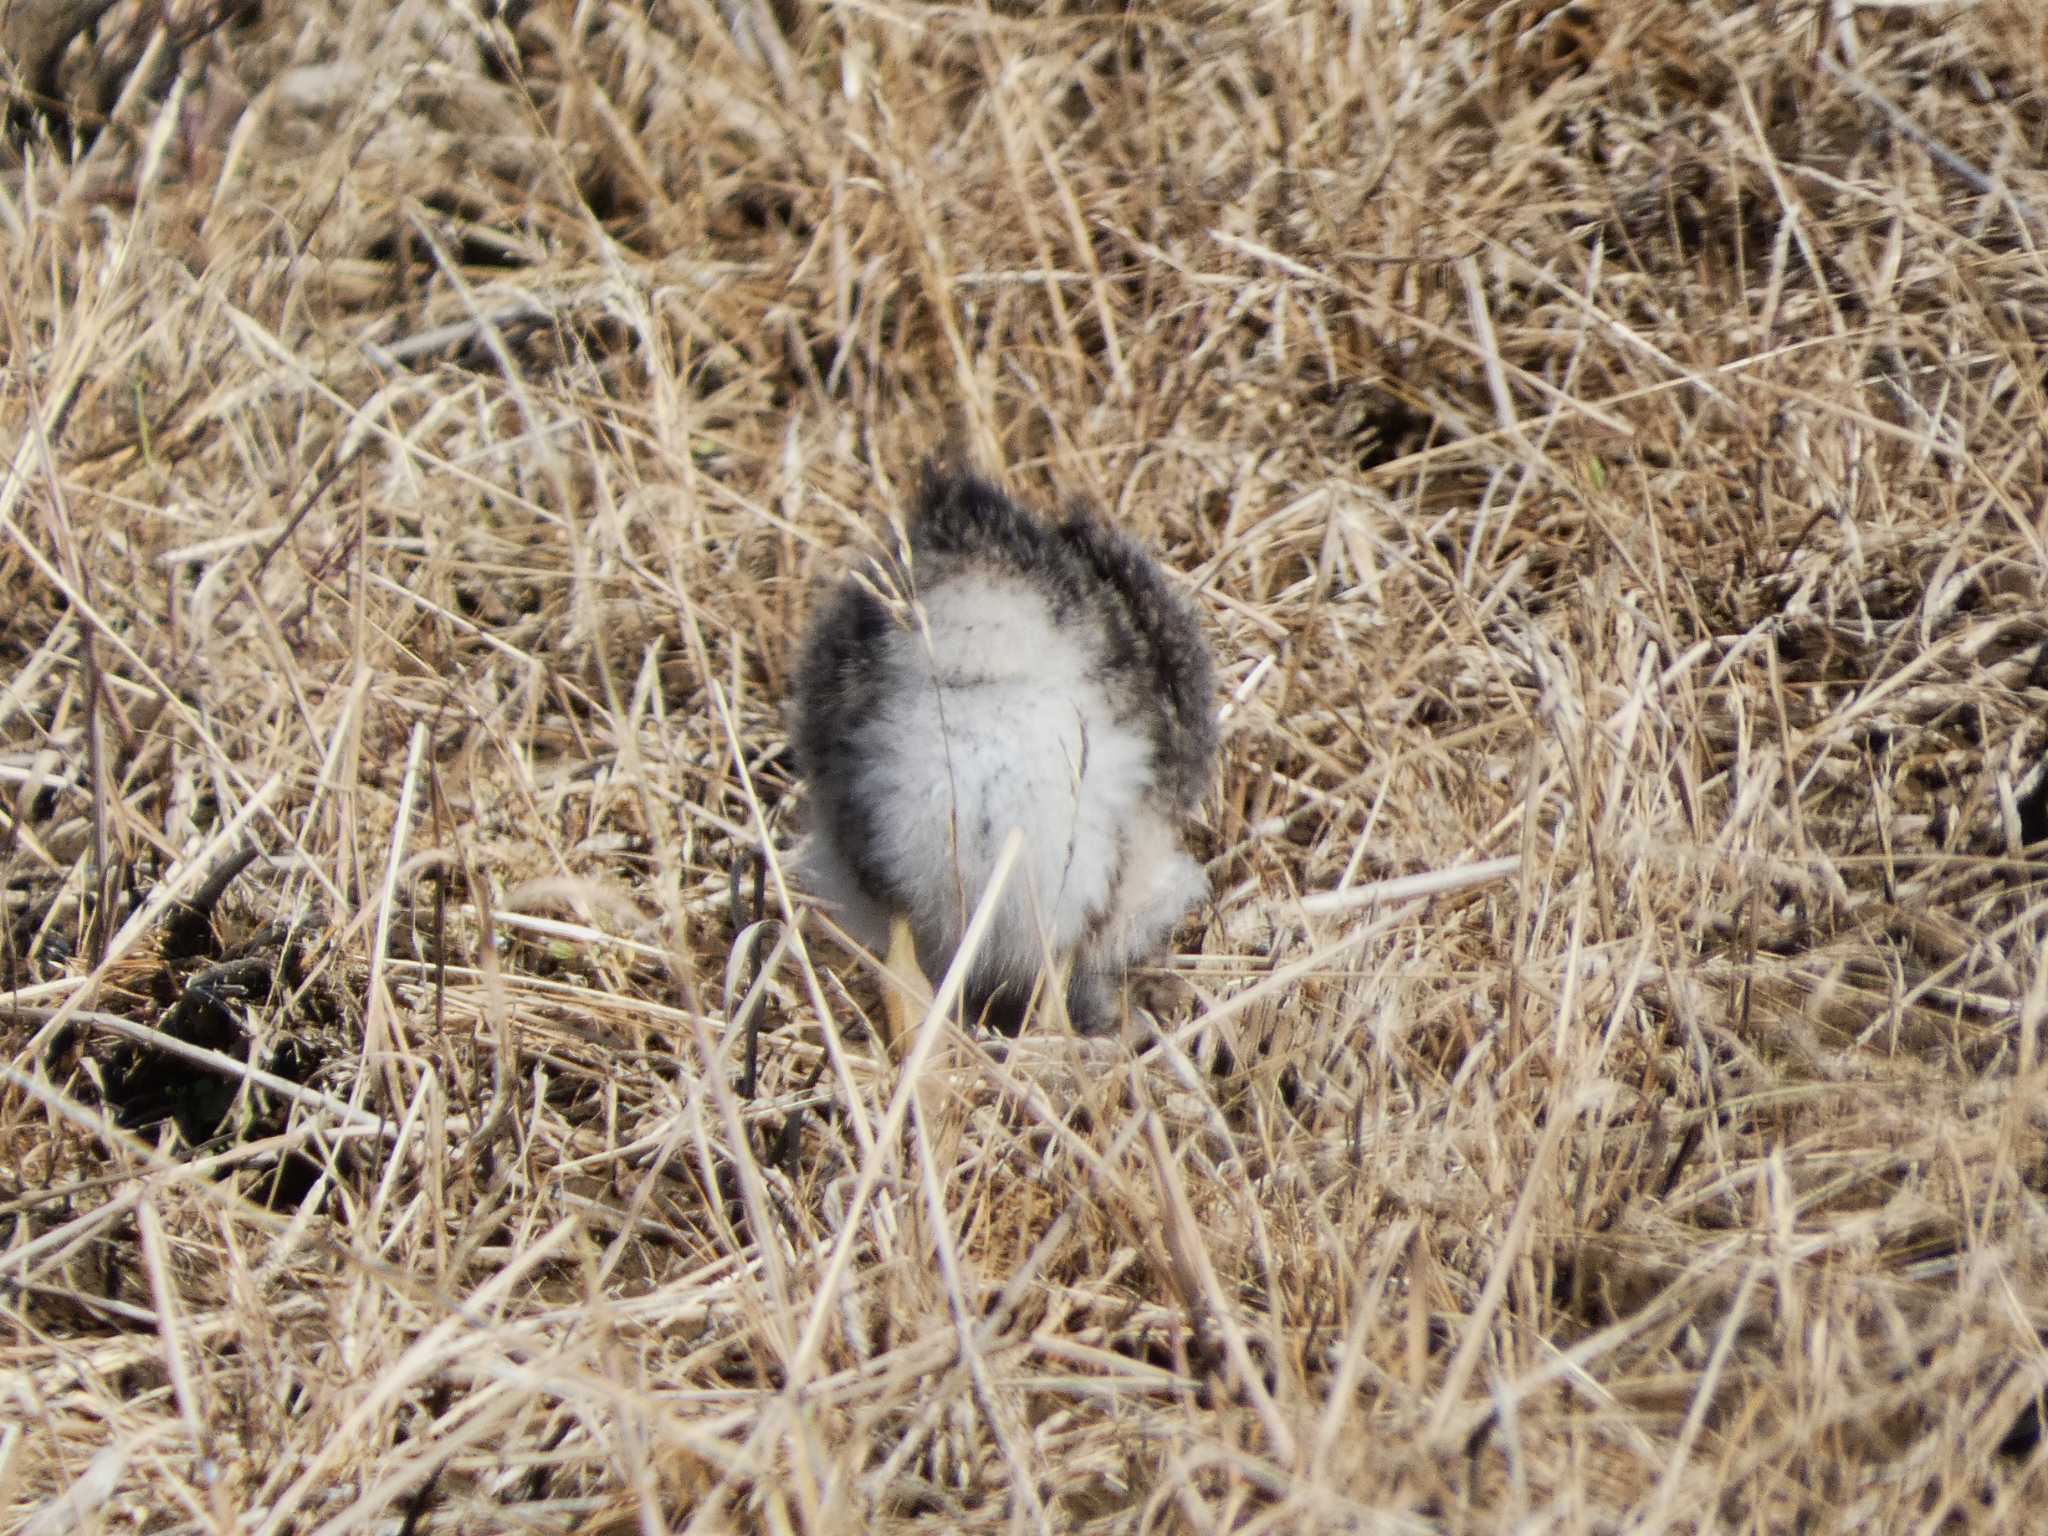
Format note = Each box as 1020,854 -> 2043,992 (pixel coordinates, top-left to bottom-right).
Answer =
880,911 -> 931,1053
1047,952 -> 1076,1032
1063,963 -> 1114,1036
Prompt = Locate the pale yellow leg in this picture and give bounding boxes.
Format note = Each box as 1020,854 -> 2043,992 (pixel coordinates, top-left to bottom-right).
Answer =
1049,953 -> 1074,1032
880,912 -> 931,1054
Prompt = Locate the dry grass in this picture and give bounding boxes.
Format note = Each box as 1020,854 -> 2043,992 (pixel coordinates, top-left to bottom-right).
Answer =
2,0 -> 2047,1530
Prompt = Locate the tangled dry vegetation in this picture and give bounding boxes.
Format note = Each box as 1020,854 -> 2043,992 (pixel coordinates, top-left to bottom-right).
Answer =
3,1 -> 2047,1530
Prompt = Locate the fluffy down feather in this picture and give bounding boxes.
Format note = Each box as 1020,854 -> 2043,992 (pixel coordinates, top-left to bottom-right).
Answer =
793,466 -> 1216,1033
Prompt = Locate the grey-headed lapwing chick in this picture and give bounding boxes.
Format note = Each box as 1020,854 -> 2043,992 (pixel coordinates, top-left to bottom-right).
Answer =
792,465 -> 1217,1036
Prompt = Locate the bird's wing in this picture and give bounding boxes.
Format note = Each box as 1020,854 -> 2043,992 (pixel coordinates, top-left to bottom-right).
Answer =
1055,510 -> 1219,812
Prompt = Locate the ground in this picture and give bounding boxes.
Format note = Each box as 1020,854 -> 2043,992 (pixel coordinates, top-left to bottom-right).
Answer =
2,1 -> 2046,1532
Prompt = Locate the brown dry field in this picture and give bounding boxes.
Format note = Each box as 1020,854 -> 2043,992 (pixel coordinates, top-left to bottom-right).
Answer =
4,2 -> 2048,1532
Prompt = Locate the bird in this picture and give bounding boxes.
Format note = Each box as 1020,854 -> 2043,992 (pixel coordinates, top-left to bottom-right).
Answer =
791,463 -> 1217,1037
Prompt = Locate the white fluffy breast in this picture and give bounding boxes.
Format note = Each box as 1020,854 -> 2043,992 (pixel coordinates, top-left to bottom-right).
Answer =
842,570 -> 1160,984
